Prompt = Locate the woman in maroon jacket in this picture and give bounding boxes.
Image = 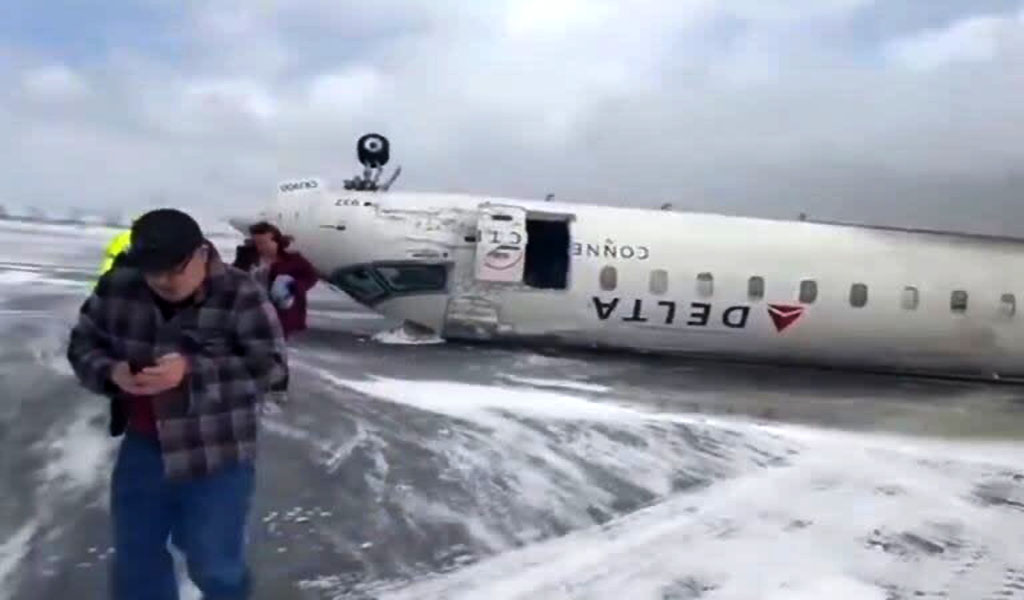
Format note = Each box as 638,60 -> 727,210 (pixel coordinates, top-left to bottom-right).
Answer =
245,221 -> 319,339
241,221 -> 318,405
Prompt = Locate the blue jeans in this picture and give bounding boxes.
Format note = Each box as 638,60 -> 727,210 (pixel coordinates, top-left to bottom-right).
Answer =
110,432 -> 255,600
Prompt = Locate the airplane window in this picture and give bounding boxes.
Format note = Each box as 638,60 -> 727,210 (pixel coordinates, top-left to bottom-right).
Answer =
1001,293 -> 1016,317
332,267 -> 388,303
374,264 -> 448,293
697,272 -> 713,298
748,276 -> 765,301
901,286 -> 919,310
600,266 -> 617,291
951,290 -> 968,313
799,279 -> 817,303
649,270 -> 668,295
850,283 -> 868,308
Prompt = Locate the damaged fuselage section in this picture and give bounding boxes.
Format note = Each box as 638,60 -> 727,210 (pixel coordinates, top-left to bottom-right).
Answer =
312,195 -> 578,341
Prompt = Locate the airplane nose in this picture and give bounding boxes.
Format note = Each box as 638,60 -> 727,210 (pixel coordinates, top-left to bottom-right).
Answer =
227,216 -> 252,235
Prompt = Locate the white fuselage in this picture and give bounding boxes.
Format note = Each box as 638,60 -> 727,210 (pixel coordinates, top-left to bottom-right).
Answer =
240,185 -> 1024,382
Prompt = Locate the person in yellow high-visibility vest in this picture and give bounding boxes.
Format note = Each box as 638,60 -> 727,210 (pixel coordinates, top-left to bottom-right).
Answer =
97,229 -> 132,279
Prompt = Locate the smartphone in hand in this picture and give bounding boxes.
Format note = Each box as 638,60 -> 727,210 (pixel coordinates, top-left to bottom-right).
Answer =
128,359 -> 155,375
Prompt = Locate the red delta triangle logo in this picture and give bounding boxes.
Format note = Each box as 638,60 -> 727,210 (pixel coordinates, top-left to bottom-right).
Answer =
767,304 -> 805,332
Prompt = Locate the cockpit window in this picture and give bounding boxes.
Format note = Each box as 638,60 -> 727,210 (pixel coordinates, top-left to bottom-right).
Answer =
330,263 -> 448,305
374,264 -> 448,293
332,267 -> 388,303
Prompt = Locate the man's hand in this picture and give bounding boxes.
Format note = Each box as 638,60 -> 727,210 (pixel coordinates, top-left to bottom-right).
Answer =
110,361 -> 148,395
134,353 -> 189,396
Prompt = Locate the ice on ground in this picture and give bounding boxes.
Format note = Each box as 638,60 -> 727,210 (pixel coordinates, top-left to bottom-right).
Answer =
300,372 -> 1024,600
499,374 -> 612,394
0,271 -> 47,286
372,326 -> 446,345
3,218 -> 1024,600
313,373 -> 743,428
39,404 -> 116,493
371,427 -> 1024,600
0,521 -> 38,596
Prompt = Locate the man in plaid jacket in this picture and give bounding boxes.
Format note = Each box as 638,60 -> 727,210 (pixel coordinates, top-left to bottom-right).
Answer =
67,208 -> 288,600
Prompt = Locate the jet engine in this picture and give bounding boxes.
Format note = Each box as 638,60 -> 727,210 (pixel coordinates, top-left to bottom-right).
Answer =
344,133 -> 402,192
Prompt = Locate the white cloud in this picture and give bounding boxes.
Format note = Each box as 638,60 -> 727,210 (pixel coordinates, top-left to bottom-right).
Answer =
3,1 -> 1024,234
306,66 -> 384,117
184,79 -> 278,121
711,0 -> 872,21
884,13 -> 1022,70
20,64 -> 88,101
502,0 -> 620,38
185,0 -> 293,78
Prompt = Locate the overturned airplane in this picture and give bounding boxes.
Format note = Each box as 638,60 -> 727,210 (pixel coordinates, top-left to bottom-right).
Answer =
230,134 -> 1024,383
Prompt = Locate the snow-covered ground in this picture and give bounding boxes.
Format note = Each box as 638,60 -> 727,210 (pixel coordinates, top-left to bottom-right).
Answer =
0,220 -> 1021,600
368,415 -> 1024,599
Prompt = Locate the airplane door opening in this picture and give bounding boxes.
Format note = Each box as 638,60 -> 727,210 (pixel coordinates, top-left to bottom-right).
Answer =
523,217 -> 571,290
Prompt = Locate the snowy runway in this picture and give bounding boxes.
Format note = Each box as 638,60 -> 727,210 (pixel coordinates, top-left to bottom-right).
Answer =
369,426 -> 1024,600
0,219 -> 1022,599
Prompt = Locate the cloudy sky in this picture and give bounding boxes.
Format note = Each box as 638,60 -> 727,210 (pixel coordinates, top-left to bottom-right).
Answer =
2,0 -> 1023,233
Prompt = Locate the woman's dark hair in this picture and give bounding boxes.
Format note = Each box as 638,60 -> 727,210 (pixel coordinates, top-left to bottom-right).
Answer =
248,221 -> 292,252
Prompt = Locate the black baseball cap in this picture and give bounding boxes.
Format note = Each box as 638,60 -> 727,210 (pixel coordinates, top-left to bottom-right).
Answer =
124,208 -> 205,272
